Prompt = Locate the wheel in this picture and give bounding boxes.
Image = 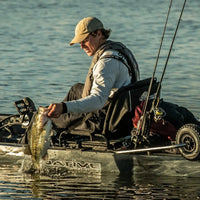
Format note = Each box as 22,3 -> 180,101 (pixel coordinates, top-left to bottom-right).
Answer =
176,124 -> 200,160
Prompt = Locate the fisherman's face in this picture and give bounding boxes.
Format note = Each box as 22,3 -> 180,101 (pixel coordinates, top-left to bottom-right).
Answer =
80,31 -> 103,56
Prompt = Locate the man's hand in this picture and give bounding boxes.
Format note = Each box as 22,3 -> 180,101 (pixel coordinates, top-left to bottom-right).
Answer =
47,103 -> 63,118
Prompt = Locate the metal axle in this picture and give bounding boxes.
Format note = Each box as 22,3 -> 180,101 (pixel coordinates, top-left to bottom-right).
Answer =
115,143 -> 186,154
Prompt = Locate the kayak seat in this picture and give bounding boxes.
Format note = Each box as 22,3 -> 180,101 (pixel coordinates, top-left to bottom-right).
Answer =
102,77 -> 159,140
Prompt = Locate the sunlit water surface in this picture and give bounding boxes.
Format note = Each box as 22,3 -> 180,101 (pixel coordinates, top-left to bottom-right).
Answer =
1,154 -> 200,200
0,0 -> 200,199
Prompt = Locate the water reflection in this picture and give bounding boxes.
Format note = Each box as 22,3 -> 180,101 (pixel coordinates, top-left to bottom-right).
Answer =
1,155 -> 200,200
0,0 -> 200,198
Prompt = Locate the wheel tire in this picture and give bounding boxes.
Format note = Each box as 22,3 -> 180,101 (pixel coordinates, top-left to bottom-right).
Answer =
176,124 -> 200,160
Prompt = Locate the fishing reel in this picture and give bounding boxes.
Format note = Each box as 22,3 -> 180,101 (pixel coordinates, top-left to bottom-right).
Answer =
153,107 -> 166,123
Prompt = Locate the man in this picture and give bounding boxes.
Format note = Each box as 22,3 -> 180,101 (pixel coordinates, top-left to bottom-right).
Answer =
47,17 -> 140,136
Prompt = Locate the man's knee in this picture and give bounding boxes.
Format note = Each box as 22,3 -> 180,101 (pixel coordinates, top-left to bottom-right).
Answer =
63,83 -> 84,101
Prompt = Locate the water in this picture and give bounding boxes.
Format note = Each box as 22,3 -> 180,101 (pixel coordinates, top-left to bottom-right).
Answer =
0,0 -> 200,199
1,155 -> 200,200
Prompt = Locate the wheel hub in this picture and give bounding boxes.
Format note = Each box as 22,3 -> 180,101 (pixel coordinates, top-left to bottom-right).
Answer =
182,134 -> 195,153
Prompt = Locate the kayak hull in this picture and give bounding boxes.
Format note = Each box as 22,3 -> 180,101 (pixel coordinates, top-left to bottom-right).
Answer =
1,142 -> 200,177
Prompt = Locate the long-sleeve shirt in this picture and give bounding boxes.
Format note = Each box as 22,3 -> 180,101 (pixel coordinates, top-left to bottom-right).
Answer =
65,50 -> 133,113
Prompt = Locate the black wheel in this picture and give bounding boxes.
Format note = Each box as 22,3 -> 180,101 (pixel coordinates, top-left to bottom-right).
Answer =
176,124 -> 200,160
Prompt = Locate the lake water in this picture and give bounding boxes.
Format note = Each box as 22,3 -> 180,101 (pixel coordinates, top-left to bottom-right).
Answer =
1,155 -> 200,200
0,0 -> 200,199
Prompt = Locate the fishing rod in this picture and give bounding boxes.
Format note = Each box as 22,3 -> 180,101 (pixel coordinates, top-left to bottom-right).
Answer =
140,0 -> 173,125
153,0 -> 187,106
134,0 -> 173,141
134,0 -> 187,145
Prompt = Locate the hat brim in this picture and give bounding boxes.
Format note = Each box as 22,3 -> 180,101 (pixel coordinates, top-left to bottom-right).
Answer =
69,32 -> 90,46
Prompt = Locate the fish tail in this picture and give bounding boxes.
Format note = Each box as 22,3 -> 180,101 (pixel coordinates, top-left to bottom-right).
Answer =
31,156 -> 40,171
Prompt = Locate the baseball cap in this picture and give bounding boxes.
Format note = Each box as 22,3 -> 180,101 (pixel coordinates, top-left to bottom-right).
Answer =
70,17 -> 106,46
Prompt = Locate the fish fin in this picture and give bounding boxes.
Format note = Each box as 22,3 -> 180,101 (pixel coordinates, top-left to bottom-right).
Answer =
42,153 -> 48,160
51,129 -> 56,136
23,144 -> 32,155
31,156 -> 40,171
50,130 -> 56,147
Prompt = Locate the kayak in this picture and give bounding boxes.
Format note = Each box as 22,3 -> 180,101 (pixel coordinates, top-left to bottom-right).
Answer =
1,139 -> 200,178
1,112 -> 200,178
1,0 -> 199,178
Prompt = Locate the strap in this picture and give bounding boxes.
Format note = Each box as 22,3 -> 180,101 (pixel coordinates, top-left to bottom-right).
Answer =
100,54 -> 133,78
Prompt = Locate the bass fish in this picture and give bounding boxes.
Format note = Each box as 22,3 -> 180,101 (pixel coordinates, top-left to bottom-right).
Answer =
27,106 -> 53,170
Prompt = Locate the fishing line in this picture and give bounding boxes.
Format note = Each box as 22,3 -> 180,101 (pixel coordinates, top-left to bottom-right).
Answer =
135,0 -> 187,140
153,0 -> 187,105
141,0 -> 173,120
